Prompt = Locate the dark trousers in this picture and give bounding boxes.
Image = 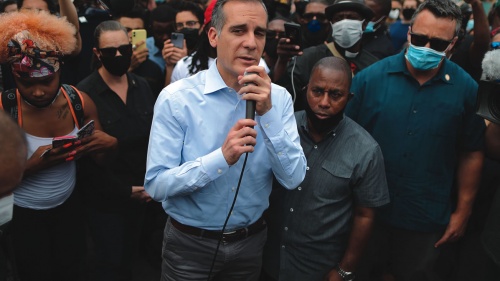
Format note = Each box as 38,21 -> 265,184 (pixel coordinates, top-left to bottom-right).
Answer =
161,217 -> 267,281
11,191 -> 85,281
0,222 -> 18,281
86,202 -> 146,281
356,223 -> 445,281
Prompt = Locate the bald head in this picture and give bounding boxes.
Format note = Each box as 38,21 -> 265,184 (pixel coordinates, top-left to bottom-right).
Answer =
310,57 -> 352,89
0,111 -> 27,197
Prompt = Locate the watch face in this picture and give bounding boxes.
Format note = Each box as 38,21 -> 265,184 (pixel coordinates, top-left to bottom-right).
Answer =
344,273 -> 355,281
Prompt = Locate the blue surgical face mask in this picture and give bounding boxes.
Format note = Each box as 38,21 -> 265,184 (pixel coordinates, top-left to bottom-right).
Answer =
405,43 -> 447,70
466,19 -> 474,32
364,16 -> 385,33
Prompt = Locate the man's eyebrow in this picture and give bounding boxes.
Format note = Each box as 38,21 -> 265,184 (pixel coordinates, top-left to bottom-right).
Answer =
229,24 -> 247,30
255,26 -> 267,33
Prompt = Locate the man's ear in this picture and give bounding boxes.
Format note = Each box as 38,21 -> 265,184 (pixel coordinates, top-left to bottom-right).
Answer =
208,26 -> 218,48
92,47 -> 100,59
302,84 -> 309,95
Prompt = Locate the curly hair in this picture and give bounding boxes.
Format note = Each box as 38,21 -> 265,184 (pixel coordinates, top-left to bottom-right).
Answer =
0,10 -> 76,63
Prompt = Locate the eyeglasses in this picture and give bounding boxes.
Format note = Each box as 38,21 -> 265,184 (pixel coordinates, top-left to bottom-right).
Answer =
302,13 -> 328,23
175,21 -> 199,30
98,44 -> 133,58
409,32 -> 453,52
491,42 -> 500,50
266,30 -> 286,39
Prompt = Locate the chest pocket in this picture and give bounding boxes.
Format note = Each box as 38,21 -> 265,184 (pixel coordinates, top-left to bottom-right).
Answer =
312,160 -> 353,199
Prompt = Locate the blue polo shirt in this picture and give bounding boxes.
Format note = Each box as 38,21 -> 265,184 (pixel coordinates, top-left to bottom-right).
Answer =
345,50 -> 485,232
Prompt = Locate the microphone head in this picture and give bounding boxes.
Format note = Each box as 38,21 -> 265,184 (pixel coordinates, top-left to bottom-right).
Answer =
482,49 -> 500,81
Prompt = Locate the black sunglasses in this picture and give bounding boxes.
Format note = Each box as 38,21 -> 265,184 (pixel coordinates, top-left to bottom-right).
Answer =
409,32 -> 453,52
98,44 -> 133,58
302,13 -> 328,23
266,30 -> 286,39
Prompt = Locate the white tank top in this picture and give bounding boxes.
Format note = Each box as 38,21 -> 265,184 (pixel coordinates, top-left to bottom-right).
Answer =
14,126 -> 79,210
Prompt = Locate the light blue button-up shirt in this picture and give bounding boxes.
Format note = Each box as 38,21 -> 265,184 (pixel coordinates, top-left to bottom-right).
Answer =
145,61 -> 306,230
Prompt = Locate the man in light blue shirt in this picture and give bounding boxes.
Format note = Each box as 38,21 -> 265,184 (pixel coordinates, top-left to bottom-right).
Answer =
144,0 -> 306,280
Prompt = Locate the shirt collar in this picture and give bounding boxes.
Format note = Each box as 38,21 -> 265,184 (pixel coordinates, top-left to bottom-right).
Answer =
388,49 -> 454,84
203,58 -> 230,95
298,110 -> 346,139
92,70 -> 136,96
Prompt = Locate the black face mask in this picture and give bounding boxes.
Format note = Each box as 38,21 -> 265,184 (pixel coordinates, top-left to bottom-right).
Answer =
303,94 -> 344,134
100,55 -> 131,76
302,21 -> 330,48
402,8 -> 416,20
264,37 -> 279,59
178,28 -> 200,51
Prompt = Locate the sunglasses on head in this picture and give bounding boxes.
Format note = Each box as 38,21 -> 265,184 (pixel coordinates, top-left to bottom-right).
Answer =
98,44 -> 133,58
409,32 -> 453,52
491,42 -> 500,50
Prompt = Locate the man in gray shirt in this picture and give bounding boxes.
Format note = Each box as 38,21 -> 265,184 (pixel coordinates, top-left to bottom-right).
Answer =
261,57 -> 389,281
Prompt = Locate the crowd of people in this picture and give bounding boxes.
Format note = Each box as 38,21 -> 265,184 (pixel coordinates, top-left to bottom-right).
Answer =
0,0 -> 499,280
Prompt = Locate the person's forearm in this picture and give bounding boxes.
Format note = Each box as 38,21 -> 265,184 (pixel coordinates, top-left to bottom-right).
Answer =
273,57 -> 289,82
468,0 -> 490,65
486,123 -> 500,160
59,0 -> 82,54
455,150 -> 484,218
338,206 -> 375,272
258,95 -> 306,189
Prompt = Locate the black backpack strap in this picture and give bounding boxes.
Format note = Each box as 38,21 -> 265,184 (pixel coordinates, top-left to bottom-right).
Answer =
61,84 -> 85,128
0,89 -> 22,126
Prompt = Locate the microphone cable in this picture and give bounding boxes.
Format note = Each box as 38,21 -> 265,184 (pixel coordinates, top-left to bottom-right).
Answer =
206,152 -> 250,281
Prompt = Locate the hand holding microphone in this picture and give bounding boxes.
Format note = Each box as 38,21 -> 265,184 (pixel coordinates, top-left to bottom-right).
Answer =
238,66 -> 272,118
221,67 -> 272,165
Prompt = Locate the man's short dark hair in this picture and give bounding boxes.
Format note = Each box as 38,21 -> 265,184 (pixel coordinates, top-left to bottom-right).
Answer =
173,1 -> 205,24
410,0 -> 462,36
310,57 -> 352,89
211,0 -> 268,34
115,7 -> 147,23
372,0 -> 392,17
150,3 -> 177,25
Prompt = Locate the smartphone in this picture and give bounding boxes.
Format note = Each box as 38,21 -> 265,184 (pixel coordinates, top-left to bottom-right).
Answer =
171,32 -> 184,49
77,120 -> 95,139
52,136 -> 79,148
131,29 -> 147,51
284,22 -> 302,48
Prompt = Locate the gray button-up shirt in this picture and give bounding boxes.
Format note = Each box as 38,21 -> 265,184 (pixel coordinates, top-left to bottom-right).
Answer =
262,111 -> 390,281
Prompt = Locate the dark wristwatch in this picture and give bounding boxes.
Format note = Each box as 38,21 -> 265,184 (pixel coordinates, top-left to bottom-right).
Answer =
335,264 -> 355,281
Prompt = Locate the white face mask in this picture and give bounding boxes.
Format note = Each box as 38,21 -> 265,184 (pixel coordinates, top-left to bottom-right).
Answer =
331,19 -> 364,49
389,9 -> 400,20
0,194 -> 14,226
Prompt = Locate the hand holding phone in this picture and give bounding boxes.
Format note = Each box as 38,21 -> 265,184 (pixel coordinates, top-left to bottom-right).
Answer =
284,22 -> 302,48
52,136 -> 79,149
131,29 -> 147,51
77,120 -> 95,139
171,32 -> 184,49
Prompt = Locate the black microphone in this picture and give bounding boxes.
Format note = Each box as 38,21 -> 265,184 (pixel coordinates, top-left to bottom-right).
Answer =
244,71 -> 258,120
